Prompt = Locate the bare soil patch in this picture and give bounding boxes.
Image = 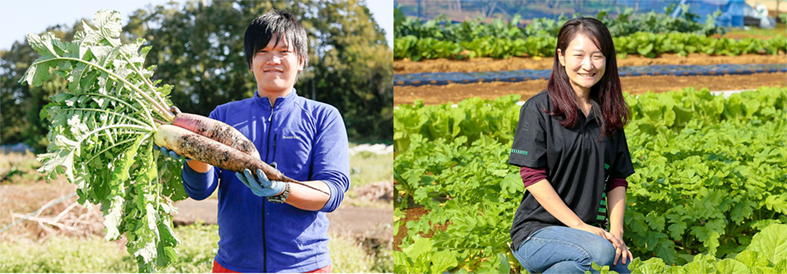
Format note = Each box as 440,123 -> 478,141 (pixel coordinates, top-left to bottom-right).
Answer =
394,72 -> 787,105
394,207 -> 427,252
351,181 -> 394,204
2,173 -> 394,244
393,207 -> 450,252
394,53 -> 787,74
173,195 -> 393,241
171,180 -> 394,240
0,177 -> 105,243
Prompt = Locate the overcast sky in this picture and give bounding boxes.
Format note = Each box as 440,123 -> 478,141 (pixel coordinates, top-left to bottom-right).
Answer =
0,0 -> 393,51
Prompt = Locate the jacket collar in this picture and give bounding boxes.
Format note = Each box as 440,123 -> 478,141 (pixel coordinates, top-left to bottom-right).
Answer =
253,89 -> 299,110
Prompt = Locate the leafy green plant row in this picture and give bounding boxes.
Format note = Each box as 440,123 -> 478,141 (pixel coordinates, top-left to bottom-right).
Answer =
394,4 -> 725,44
615,32 -> 787,58
394,31 -> 787,60
394,223 -> 787,274
623,89 -> 787,264
393,87 -> 787,272
394,35 -> 557,60
394,87 -> 787,153
627,224 -> 787,274
393,134 -> 522,274
393,95 -> 521,153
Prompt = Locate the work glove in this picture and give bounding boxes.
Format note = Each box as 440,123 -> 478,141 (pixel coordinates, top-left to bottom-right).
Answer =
153,145 -> 190,161
236,168 -> 285,197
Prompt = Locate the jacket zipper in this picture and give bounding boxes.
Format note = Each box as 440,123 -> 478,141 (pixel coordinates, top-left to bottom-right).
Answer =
262,98 -> 277,273
272,134 -> 277,169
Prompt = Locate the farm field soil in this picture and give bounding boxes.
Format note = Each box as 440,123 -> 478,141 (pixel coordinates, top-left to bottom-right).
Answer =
173,181 -> 395,240
394,53 -> 786,74
0,177 -> 105,241
2,169 -> 393,244
393,206 -> 450,252
394,72 -> 787,105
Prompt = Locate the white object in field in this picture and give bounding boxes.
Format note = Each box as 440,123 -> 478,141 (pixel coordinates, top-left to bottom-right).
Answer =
755,3 -> 768,17
755,3 -> 776,29
760,17 -> 776,28
710,89 -> 753,98
349,144 -> 393,155
755,4 -> 776,28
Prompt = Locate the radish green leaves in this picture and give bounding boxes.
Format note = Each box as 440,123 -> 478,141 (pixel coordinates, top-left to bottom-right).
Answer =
20,10 -> 185,272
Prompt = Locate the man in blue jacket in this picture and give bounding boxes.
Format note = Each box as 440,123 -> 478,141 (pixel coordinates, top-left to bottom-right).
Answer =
160,10 -> 350,273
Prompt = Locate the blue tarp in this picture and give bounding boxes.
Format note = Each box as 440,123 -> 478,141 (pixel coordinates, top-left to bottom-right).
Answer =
394,63 -> 787,87
717,0 -> 749,27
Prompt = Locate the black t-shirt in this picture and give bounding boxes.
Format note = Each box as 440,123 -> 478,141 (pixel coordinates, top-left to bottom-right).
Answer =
508,90 -> 635,250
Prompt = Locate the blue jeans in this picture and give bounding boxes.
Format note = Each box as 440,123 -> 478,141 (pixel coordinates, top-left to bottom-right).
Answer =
512,226 -> 632,274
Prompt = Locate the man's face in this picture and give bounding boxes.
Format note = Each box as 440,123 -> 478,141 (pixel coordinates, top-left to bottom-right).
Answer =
251,35 -> 304,96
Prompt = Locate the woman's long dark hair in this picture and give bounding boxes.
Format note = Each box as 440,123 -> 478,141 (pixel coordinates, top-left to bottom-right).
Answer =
545,17 -> 629,138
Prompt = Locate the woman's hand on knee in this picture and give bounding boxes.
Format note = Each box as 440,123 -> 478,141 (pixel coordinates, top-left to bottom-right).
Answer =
609,230 -> 633,266
577,224 -> 632,265
611,236 -> 633,266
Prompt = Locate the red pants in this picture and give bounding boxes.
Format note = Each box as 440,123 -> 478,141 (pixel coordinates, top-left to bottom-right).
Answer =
212,260 -> 332,273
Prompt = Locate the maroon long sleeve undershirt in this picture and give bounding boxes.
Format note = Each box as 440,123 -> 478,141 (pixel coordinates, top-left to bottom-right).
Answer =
519,166 -> 628,191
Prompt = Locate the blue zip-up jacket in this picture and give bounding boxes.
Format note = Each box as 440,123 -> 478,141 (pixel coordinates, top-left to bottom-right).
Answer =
181,90 -> 351,273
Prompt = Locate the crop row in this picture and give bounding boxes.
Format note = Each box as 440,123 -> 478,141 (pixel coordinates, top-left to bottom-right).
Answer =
394,5 -> 725,43
396,223 -> 787,273
393,87 -> 787,273
394,32 -> 787,60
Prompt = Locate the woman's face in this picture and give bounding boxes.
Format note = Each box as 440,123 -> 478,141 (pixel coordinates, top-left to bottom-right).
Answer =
558,33 -> 606,94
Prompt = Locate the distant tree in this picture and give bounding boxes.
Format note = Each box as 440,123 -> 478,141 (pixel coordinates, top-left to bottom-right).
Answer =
135,0 -> 392,142
1,0 -> 392,150
417,0 -> 423,19
308,0 -> 393,140
0,23 -> 85,152
0,43 -> 28,146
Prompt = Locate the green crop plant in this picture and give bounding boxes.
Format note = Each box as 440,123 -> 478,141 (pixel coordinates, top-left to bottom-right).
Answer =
19,10 -> 190,272
394,87 -> 787,272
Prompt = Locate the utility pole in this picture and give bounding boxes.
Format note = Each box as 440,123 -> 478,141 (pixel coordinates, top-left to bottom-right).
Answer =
417,0 -> 422,19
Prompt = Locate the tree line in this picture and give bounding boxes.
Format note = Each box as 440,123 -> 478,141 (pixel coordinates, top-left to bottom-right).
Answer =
0,0 -> 393,152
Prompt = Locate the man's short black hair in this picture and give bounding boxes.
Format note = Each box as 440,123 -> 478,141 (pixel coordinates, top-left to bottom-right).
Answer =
244,10 -> 309,78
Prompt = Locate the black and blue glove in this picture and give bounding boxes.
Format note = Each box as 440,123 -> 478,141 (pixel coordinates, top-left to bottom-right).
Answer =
236,168 -> 285,197
156,144 -> 283,197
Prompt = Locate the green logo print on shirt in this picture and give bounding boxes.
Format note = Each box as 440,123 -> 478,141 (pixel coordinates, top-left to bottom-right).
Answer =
511,149 -> 528,156
598,163 -> 611,224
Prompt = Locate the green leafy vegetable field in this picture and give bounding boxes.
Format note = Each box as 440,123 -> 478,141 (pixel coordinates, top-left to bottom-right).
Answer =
395,32 -> 787,60
393,5 -> 787,61
393,86 -> 787,273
